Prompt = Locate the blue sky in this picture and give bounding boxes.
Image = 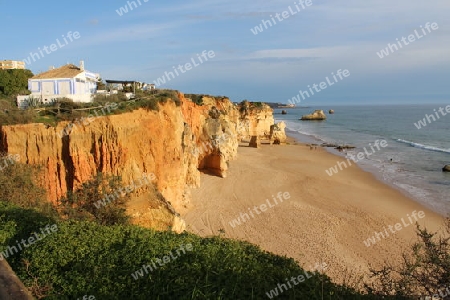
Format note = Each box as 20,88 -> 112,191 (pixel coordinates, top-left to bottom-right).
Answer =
1,0 -> 449,104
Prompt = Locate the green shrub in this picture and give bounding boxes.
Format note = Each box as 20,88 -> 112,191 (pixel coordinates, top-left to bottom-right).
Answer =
185,94 -> 204,106
0,205 -> 369,299
57,98 -> 82,111
0,69 -> 33,96
141,98 -> 159,111
0,158 -> 54,216
58,173 -> 130,226
93,93 -> 127,105
0,107 -> 36,125
155,89 -> 180,106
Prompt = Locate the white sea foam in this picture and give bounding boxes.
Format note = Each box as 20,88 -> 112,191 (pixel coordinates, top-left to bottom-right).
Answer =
396,139 -> 450,154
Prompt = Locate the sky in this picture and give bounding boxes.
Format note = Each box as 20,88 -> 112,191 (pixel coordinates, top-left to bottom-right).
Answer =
1,0 -> 449,105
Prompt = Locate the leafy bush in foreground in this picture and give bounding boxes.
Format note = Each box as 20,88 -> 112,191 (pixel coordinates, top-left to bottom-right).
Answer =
0,202 -> 370,300
366,219 -> 450,299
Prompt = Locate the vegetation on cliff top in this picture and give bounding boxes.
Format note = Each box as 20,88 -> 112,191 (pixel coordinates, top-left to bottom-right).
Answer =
0,89 -> 182,126
238,100 -> 271,119
184,93 -> 205,105
0,75 -> 236,127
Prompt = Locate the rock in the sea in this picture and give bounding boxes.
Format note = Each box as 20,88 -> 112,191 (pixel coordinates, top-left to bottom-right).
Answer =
300,110 -> 327,121
329,109 -> 335,114
270,122 -> 287,145
281,110 -> 287,115
321,143 -> 338,148
443,165 -> 450,172
249,136 -> 261,148
335,145 -> 355,151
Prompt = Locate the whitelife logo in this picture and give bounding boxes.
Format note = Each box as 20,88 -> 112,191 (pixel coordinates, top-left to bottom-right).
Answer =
23,31 -> 81,66
116,0 -> 149,16
265,262 -> 328,298
131,243 -> 193,280
425,285 -> 450,299
77,296 -> 95,300
376,22 -> 439,59
325,140 -> 388,176
228,192 -> 291,228
152,50 -> 215,87
363,210 -> 425,247
250,0 -> 313,35
0,224 -> 58,261
57,103 -> 118,138
414,105 -> 450,129
288,69 -> 350,106
0,154 -> 20,172
93,173 -> 156,209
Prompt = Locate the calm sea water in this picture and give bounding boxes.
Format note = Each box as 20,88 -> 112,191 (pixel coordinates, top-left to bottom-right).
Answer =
274,104 -> 450,216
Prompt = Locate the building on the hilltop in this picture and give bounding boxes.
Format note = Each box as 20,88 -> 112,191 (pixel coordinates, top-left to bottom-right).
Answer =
17,61 -> 99,108
0,60 -> 25,70
143,83 -> 156,91
104,80 -> 156,99
105,80 -> 155,92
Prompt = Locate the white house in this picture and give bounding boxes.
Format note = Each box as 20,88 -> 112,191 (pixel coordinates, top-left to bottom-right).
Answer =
17,61 -> 99,108
142,83 -> 156,91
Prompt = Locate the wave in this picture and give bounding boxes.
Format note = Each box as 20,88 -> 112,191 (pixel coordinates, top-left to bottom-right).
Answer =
395,139 -> 450,154
284,123 -> 326,143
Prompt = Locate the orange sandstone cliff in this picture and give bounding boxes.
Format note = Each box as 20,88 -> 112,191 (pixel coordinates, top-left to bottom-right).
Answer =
0,94 -> 277,231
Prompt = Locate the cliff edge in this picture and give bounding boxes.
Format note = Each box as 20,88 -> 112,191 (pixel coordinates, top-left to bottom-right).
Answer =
0,95 -> 277,231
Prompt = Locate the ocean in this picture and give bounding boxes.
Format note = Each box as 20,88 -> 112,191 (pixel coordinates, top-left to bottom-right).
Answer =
274,104 -> 450,216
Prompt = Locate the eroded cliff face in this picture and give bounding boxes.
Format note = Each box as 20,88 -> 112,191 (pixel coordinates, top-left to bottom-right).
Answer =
237,101 -> 274,140
0,94 -> 277,231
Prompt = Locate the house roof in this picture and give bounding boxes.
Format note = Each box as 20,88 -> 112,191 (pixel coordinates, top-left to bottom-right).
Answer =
31,64 -> 83,79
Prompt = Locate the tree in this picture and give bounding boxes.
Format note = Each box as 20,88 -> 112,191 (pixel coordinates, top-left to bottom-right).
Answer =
0,69 -> 33,96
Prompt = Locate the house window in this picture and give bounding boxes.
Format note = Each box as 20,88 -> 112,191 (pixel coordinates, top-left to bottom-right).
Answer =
31,82 -> 40,92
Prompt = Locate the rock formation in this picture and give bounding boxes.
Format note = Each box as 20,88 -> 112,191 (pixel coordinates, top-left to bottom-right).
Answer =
249,136 -> 261,148
300,110 -> 327,121
329,109 -> 335,114
0,93 -> 284,232
270,122 -> 287,145
335,145 -> 355,151
237,101 -> 274,140
281,110 -> 287,115
443,165 -> 450,172
0,259 -> 33,300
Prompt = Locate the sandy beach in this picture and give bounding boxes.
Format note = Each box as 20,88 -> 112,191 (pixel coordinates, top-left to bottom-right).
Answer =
181,138 -> 447,285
